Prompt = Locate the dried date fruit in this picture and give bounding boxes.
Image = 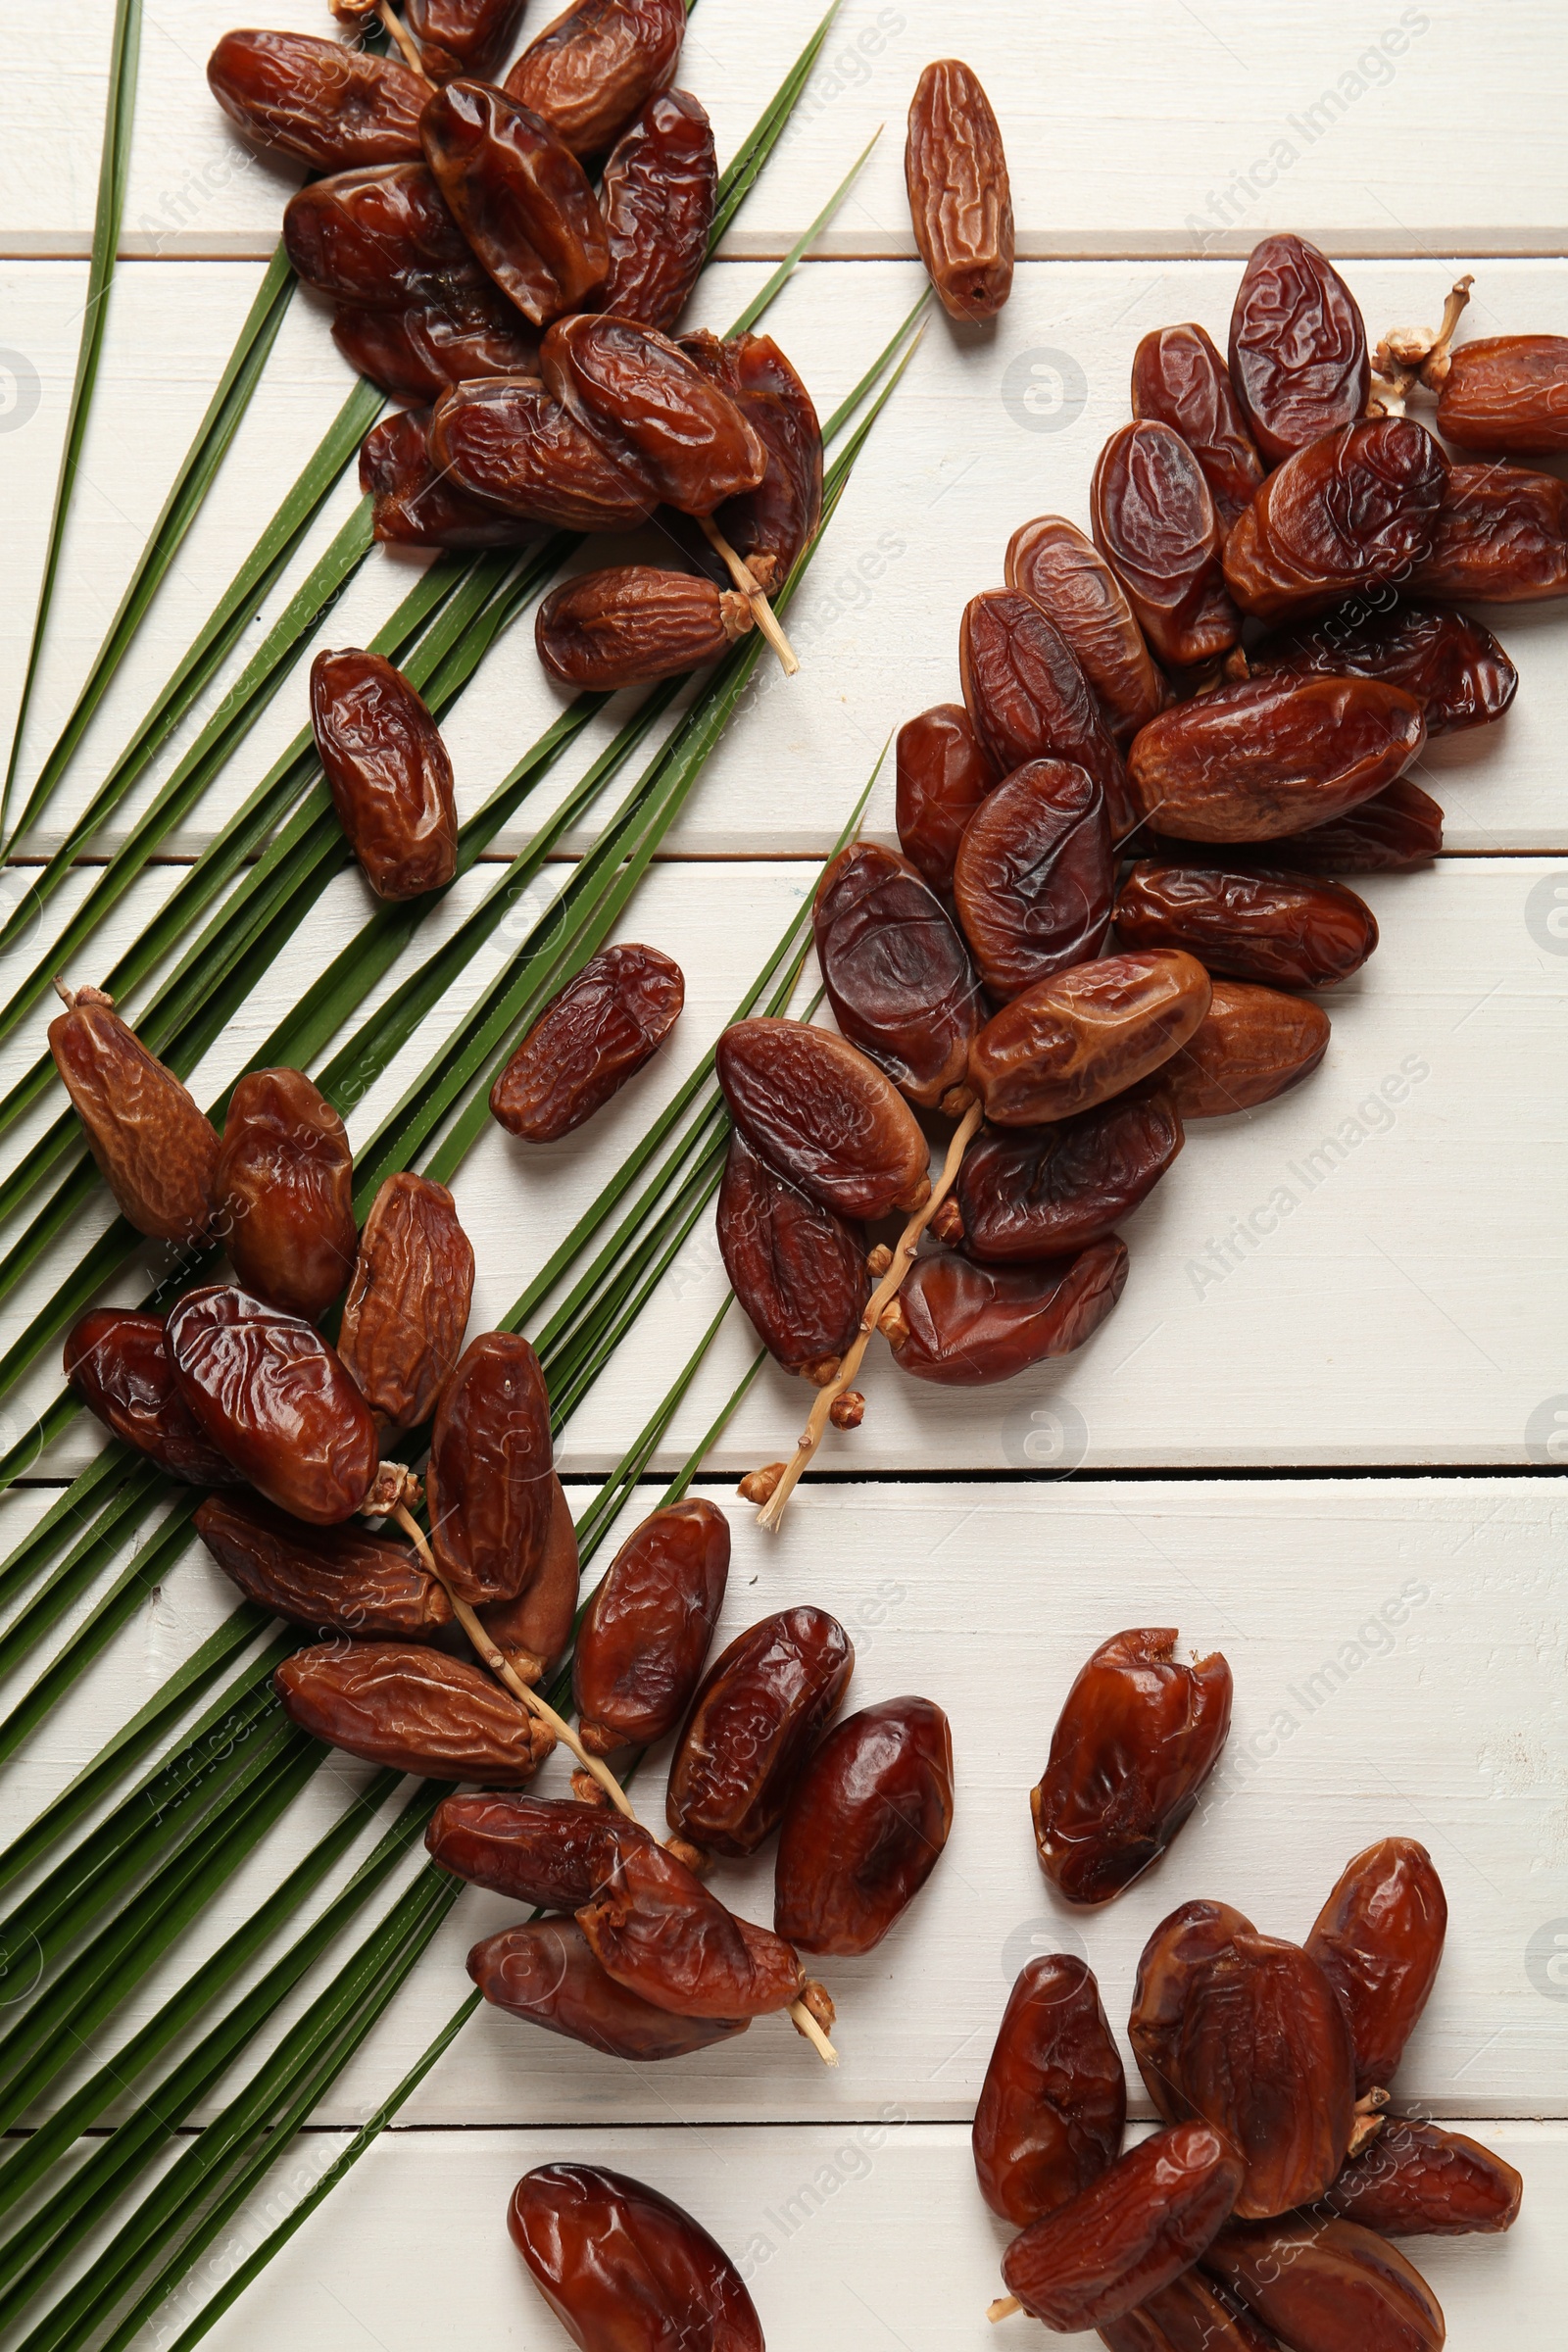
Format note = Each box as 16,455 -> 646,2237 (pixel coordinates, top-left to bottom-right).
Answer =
955,1087 -> 1182,1263
1227,233 -> 1370,464
1031,1629 -> 1233,1905
1160,980 -> 1330,1118
812,840 -> 982,1106
1114,862 -> 1379,991
973,1954 -> 1126,2226
960,590 -> 1138,842
1323,2116 -> 1522,2237
215,1068 -> 358,1323
1126,675 -> 1426,842
597,90 -> 715,330
195,1492 -> 451,1640
895,704 -> 999,888
430,375 -> 652,530
1233,775 -> 1443,874
426,1331 -> 553,1604
573,1497 -> 730,1753
275,1641 -> 554,1781
1091,421 -> 1241,668
1002,2122 -> 1246,2332
505,0 -> 686,156
953,758 -> 1113,1001
1436,332 -> 1568,455
905,59 -> 1014,320
577,1836 -> 806,2017
666,1605 -> 854,1860
470,1917 -> 750,2058
207,30 -> 427,171
338,292 -> 542,409
406,0 -> 529,82
1005,517 -> 1166,740
283,164 -> 483,310
1245,598 -> 1516,735
338,1172 -> 474,1433
774,1695 -> 955,1955
715,1018 -> 931,1219
883,1239 -> 1128,1386
510,2165 -> 762,2352
64,1310 -> 242,1488
715,1127 -> 869,1380
968,951 -> 1211,1126
1408,460 -> 1568,602
420,79 -> 609,326
48,984 -> 219,1244
1100,2269 -> 1277,2352
478,1471 -> 580,1680
166,1285 -> 379,1524
535,565 -> 751,688
309,648 -> 459,901
489,943 -> 684,1141
1222,418 -> 1448,624
428,1791 -> 650,1906
1131,324 -> 1265,534
1202,2214 -> 1446,2352
360,403 -> 531,550
541,314 -> 766,514
673,331 -> 823,592
1305,1836 -> 1447,2095
1130,1898 -> 1356,2217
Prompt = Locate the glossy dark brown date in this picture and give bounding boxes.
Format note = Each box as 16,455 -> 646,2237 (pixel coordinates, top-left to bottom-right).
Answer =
536,565 -> 750,688
1437,332 -> 1568,455
338,1172 -> 474,1434
577,1836 -> 806,2018
1091,421 -> 1240,668
406,0 -> 528,82
427,1792 -> 649,1907
309,648 -> 459,901
207,31 -> 426,171
883,1239 -> 1128,1387
968,951 -> 1211,1126
196,1493 -> 450,1640
1409,461 -> 1568,603
361,405 -> 533,550
510,2164 -> 762,2352
666,1605 -> 854,1860
1241,776 -> 1444,873
430,375 -> 652,531
420,79 -> 609,326
953,758 -> 1113,1000
673,330 -> 823,593
505,0 -> 687,156
954,1087 -> 1183,1263
343,298 -> 542,414
1100,2268 -> 1276,2352
1161,980 -> 1330,1118
477,1471 -> 580,1680
597,89 -> 715,330
276,1641 -> 554,1781
1323,2116 -> 1522,2237
1202,2214 -> 1446,2352
715,1018 -> 931,1220
541,314 -> 765,514
49,985 -> 219,1245
572,1496 -> 730,1754
471,1917 -> 750,2059
64,1310 -> 242,1488
1114,860 -> 1379,990
215,1067 -> 357,1323
1306,1836 -> 1447,2095
1223,417 -> 1448,624
715,1128 -> 869,1381
1246,598 -> 1516,734
813,840 -> 982,1106
960,590 -> 1137,841
1005,517 -> 1166,740
1227,233 -> 1369,464
972,1953 -> 1126,2226
490,942 -> 684,1141
1131,322 -> 1264,534
426,1331 -> 553,1604
773,1695 -> 955,1956
1127,674 -> 1425,842
283,164 -> 482,311
895,704 -> 998,889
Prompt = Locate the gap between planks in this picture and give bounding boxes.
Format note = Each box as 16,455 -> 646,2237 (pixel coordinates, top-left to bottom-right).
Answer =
6,235 -> 1568,264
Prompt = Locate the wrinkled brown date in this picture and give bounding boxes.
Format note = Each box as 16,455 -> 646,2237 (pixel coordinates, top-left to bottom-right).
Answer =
207,31 -> 427,171
1100,2269 -> 1277,2352
968,951 -> 1211,1126
1305,1836 -> 1447,2096
426,1330 -> 553,1604
541,314 -> 766,514
1130,1897 -> 1356,2218
895,704 -> 999,889
1231,774 -> 1443,874
1031,1630 -> 1233,1906
813,841 -> 982,1106
666,1605 -> 854,1860
505,0 -> 687,156
1202,2214 -> 1446,2352
430,375 -> 652,530
1161,980 -> 1331,1119
427,1791 -> 650,1907
960,590 -> 1138,842
573,1496 -> 730,1754
339,290 -> 542,409
716,1127 -> 869,1380
338,1171 -> 474,1433
283,165 -> 484,311
955,1086 -> 1183,1263
597,90 -> 715,331
360,405 -> 530,551
64,1309 -> 242,1488
577,1836 -> 806,2018
478,1471 -> 580,1679
673,331 -> 823,593
1131,323 -> 1264,535
715,1018 -> 931,1220
470,1916 -> 750,2058
1005,518 -> 1167,741
904,59 -> 1014,321
1227,233 -> 1370,464
773,1695 -> 955,1956
165,1284 -> 379,1524
489,942 -> 684,1141
1126,674 -> 1426,842
510,2165 -> 763,2352
420,79 -> 609,326
275,1641 -> 554,1781
972,1953 -> 1126,2226
1409,460 -> 1568,603
1437,333 -> 1568,455
49,984 -> 219,1244
953,758 -> 1113,1001
405,0 -> 529,82
1091,421 -> 1240,668
1222,417 -> 1448,624
1323,2117 -> 1522,2237
215,1068 -> 357,1322
883,1239 -> 1128,1387
310,648 -> 459,901
535,565 -> 751,689
196,1492 -> 451,1640
1246,597 -> 1516,735
1114,861 -> 1379,990
1002,2122 -> 1246,2332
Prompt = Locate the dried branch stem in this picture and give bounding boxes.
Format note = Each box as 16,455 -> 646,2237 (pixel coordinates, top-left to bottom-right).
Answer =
376,2 -> 431,77
987,2296 -> 1022,2323
699,516 -> 800,675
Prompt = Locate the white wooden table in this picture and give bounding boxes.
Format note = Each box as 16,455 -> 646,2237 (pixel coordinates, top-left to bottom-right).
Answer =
1,4 -> 1565,2346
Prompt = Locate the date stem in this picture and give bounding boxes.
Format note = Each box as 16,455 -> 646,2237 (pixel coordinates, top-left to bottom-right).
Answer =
755,1101 -> 982,1534
987,2297 -> 1021,2323
375,2 -> 432,79
788,1997 -> 839,2067
699,517 -> 800,676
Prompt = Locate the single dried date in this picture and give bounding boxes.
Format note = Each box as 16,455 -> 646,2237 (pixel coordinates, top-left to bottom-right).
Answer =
195,1493 -> 451,1640
1126,674 -> 1425,842
973,1953 -> 1126,2226
573,1496 -> 730,1754
490,943 -> 684,1141
478,1472 -> 580,1680
1436,332 -> 1568,455
666,1605 -> 854,1861
1031,1629 -> 1232,1906
1222,417 -> 1448,624
1305,1836 -> 1447,2095
953,758 -> 1113,1001
1230,775 -> 1442,874
1202,2214 -> 1446,2352
405,0 -> 529,82
342,296 -> 542,413
535,565 -> 751,688
1100,2269 -> 1277,2352
470,1917 -> 750,2058
883,1240 -> 1128,1387
283,165 -> 484,311
715,1018 -> 931,1220
1005,517 -> 1166,740
715,1127 -> 869,1380
1114,861 -> 1379,990
338,1172 -> 474,1433
310,648 -> 459,901
577,1837 -> 806,2018
427,1791 -> 650,1908
430,375 -> 652,531
64,1310 -> 242,1488
597,90 -> 715,330
955,1087 -> 1183,1263
1131,323 -> 1264,534
275,1641 -> 554,1781
426,1331 -> 553,1605
49,984 -> 219,1244
1228,233 -> 1370,464
673,330 -> 823,593
812,841 -> 982,1106
207,31 -> 427,172
505,0 -> 687,156
1408,460 -> 1568,603
541,314 -> 766,514
1323,2116 -> 1522,2237
960,590 -> 1138,842
1246,597 -> 1516,734
510,2166 -> 762,2352
215,1068 -> 357,1323
968,951 -> 1211,1127
1091,421 -> 1240,668
1161,980 -> 1330,1118
895,704 -> 999,889
361,404 -> 530,551
420,79 -> 609,326
773,1695 -> 954,1956
905,58 -> 1014,320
